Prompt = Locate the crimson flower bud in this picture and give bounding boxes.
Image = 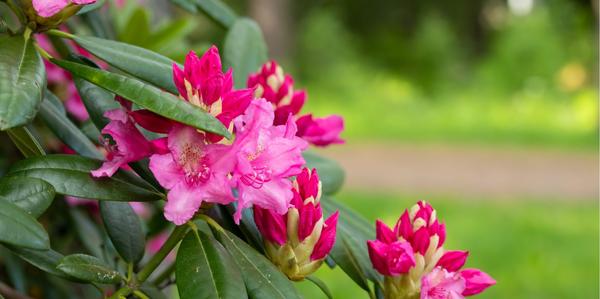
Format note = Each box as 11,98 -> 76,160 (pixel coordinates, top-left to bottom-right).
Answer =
254,168 -> 338,280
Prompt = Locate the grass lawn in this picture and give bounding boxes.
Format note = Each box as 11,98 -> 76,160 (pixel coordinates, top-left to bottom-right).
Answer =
296,191 -> 599,298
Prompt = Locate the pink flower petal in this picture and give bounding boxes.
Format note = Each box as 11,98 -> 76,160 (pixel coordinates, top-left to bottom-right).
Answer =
437,250 -> 469,272
421,267 -> 466,299
163,183 -> 203,225
460,268 -> 496,296
32,0 -> 70,17
310,211 -> 338,260
376,219 -> 397,244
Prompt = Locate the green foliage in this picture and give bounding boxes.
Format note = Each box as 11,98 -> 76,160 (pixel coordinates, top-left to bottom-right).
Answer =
5,126 -> 45,157
224,18 -> 268,89
0,34 -> 46,130
303,151 -> 345,195
99,201 -> 145,264
7,154 -> 162,201
0,176 -> 54,217
57,254 -> 123,284
0,198 -> 49,250
176,229 -> 247,299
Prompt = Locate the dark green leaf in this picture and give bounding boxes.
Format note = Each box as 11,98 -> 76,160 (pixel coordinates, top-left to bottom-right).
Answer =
170,0 -> 198,13
303,151 -> 345,195
215,230 -> 301,299
6,126 -> 45,157
196,0 -> 237,28
0,35 -> 45,130
139,285 -> 168,299
52,59 -> 230,138
223,18 -> 268,89
73,77 -> 119,130
70,209 -> 104,259
6,245 -> 69,278
57,254 -> 122,284
99,201 -> 145,263
0,198 -> 49,250
43,89 -> 66,115
77,0 -> 106,15
7,154 -> 162,202
118,8 -> 151,47
306,275 -> 333,299
176,230 -> 247,299
68,35 -> 179,93
321,197 -> 381,292
0,176 -> 54,217
38,99 -> 104,160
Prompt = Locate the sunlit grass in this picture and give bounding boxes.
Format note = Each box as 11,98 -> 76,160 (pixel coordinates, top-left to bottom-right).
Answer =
297,191 -> 599,298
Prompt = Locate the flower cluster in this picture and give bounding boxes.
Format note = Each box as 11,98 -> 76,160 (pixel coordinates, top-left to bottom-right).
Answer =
91,47 -> 332,226
254,168 -> 339,280
368,201 -> 495,299
247,61 -> 344,146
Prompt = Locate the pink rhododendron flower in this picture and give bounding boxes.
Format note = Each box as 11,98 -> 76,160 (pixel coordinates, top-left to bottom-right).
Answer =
367,201 -> 495,299
253,168 -> 338,280
296,114 -> 344,146
149,125 -> 235,225
421,267 -> 466,299
459,269 -> 496,296
91,107 -> 163,178
230,99 -> 308,223
247,61 -> 344,147
33,0 -> 96,18
171,46 -> 253,142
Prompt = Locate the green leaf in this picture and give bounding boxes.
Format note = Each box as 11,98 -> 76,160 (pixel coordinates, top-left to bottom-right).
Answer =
38,99 -> 103,160
7,154 -> 162,202
176,230 -> 247,299
6,126 -> 45,157
70,209 -> 104,259
170,0 -> 198,13
223,18 -> 268,89
52,59 -> 231,138
118,8 -> 151,47
43,89 -> 66,115
196,0 -> 237,29
77,0 -> 106,15
0,176 -> 54,217
57,254 -> 123,284
6,246 -> 69,278
0,198 -> 49,250
67,35 -> 179,94
73,76 -> 119,130
306,275 -> 333,299
303,151 -> 345,195
321,197 -> 381,292
99,201 -> 145,263
0,35 -> 46,130
215,230 -> 301,299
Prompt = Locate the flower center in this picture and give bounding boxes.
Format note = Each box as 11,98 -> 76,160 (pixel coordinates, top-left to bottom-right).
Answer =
178,143 -> 210,184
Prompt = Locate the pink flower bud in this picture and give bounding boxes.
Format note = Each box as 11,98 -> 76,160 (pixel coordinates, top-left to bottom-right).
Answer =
398,210 -> 413,240
437,250 -> 469,272
253,168 -> 337,280
460,268 -> 496,296
375,220 -> 397,244
367,240 -> 415,276
412,227 -> 431,255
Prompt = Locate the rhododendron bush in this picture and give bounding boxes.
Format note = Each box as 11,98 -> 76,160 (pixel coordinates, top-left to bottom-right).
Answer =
0,1 -> 494,298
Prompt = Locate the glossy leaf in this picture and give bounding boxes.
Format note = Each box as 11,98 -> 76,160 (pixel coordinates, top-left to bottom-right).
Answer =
303,151 -> 345,195
7,154 -> 162,202
99,201 -> 145,263
6,246 -> 69,278
77,0 -> 106,15
43,89 -> 66,115
0,35 -> 45,130
196,0 -> 237,28
6,126 -> 45,157
73,76 -> 119,130
0,198 -> 49,250
38,99 -> 103,160
67,35 -> 179,93
0,176 -> 54,217
70,209 -> 104,259
223,18 -> 268,89
215,229 -> 301,299
57,254 -> 122,284
306,275 -> 333,299
176,230 -> 247,299
52,59 -> 230,138
321,197 -> 382,292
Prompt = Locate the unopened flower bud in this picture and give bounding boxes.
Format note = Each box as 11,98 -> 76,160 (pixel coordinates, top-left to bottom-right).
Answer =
18,0 -> 96,31
254,168 -> 338,280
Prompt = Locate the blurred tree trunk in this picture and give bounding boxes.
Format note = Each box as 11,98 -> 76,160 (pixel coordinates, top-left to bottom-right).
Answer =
249,0 -> 292,62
